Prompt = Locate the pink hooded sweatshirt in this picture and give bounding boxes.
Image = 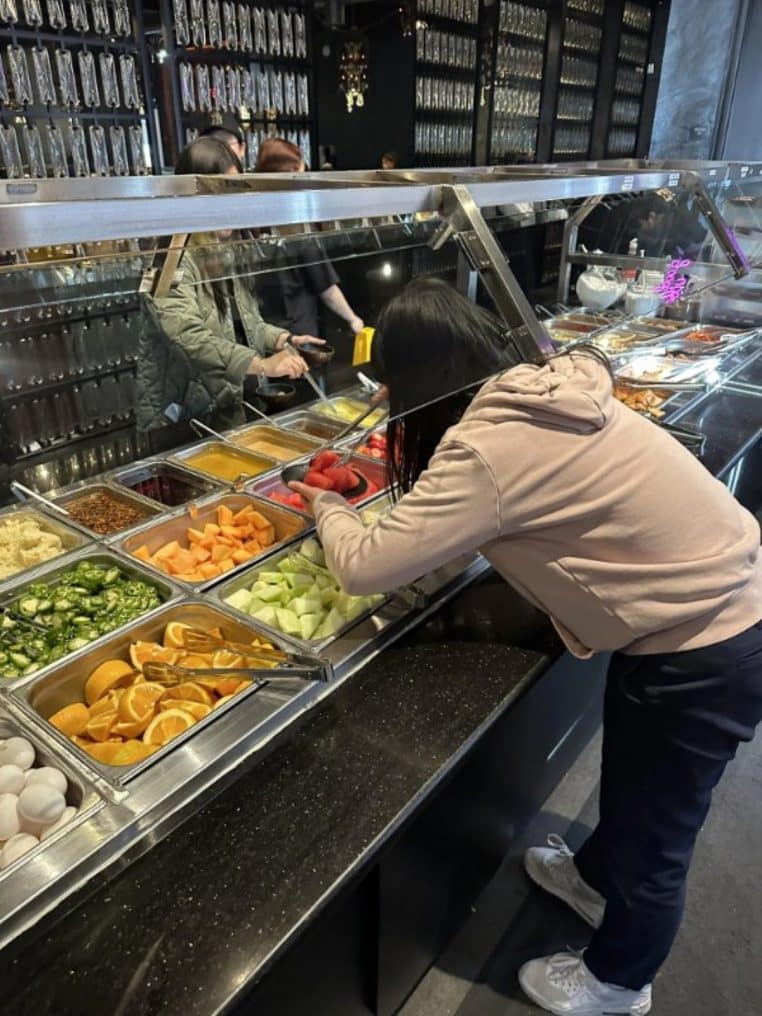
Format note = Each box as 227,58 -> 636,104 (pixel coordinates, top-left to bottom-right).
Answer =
313,354 -> 761,659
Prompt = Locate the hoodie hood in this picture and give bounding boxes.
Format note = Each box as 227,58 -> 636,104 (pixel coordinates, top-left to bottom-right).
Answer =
463,353 -> 613,434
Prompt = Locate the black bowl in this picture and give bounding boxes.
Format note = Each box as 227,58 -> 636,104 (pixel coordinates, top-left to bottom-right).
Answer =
255,382 -> 296,412
299,342 -> 335,367
281,461 -> 368,499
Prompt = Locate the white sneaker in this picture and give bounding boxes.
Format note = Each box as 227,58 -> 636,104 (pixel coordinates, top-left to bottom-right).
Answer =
524,835 -> 606,929
519,952 -> 652,1015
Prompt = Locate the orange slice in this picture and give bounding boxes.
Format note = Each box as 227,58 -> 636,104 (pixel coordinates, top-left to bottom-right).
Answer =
209,626 -> 224,639
211,650 -> 249,669
142,708 -> 197,746
176,653 -> 213,669
84,659 -> 135,705
160,682 -> 214,706
157,699 -> 212,721
213,693 -> 236,709
163,621 -> 193,649
197,676 -> 246,696
84,709 -> 118,742
49,702 -> 89,736
119,682 -> 166,723
113,714 -> 154,738
129,642 -> 179,672
81,739 -> 157,766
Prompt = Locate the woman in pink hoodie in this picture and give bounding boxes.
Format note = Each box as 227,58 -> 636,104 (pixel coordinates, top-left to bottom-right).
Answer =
290,278 -> 762,1016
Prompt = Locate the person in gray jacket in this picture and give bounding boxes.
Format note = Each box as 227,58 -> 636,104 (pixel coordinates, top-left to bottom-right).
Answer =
137,138 -> 320,432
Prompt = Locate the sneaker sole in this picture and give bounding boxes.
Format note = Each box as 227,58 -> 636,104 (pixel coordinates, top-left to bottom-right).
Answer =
524,851 -> 604,930
518,967 -> 652,1016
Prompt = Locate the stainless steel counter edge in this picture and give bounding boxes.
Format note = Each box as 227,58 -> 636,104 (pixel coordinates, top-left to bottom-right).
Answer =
0,554 -> 489,949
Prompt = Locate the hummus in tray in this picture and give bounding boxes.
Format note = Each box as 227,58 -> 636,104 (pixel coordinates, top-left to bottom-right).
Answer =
0,515 -> 65,580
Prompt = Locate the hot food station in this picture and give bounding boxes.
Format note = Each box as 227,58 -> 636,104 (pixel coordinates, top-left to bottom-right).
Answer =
0,163 -> 760,1014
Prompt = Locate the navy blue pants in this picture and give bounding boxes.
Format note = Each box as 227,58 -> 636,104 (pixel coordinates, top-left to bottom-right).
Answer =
575,620 -> 762,990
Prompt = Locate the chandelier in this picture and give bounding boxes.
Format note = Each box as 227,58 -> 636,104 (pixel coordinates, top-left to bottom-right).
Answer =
340,40 -> 368,112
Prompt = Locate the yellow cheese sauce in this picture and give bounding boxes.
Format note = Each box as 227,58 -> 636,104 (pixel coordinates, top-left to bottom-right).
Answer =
315,398 -> 384,428
185,447 -> 272,482
234,430 -> 315,462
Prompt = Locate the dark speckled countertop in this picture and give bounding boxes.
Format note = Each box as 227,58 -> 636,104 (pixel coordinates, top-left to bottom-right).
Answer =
0,629 -> 549,1016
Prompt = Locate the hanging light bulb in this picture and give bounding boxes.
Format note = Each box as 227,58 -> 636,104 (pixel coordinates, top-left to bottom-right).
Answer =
340,40 -> 368,112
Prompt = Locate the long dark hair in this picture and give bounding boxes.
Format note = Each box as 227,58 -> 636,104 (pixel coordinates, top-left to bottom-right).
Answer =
175,138 -> 241,319
373,277 -> 611,496
372,278 -> 515,495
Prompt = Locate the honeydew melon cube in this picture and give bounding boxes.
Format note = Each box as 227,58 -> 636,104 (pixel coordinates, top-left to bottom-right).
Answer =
299,539 -> 325,565
290,596 -> 323,617
253,583 -> 284,603
257,571 -> 284,584
252,605 -> 278,628
284,571 -> 314,592
225,588 -> 252,613
299,613 -> 321,640
275,607 -> 301,637
246,597 -> 268,615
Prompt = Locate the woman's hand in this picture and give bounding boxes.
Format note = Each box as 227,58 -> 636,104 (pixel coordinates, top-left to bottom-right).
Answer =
290,334 -> 326,348
248,350 -> 308,379
288,481 -> 325,516
348,316 -> 364,336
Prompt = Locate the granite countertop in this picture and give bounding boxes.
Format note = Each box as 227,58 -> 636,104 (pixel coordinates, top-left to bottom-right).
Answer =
0,582 -> 553,1016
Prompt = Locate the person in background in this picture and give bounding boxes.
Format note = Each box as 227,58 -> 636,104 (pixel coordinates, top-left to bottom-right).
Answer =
254,137 -> 365,338
290,278 -> 762,1016
137,137 -> 318,433
380,151 -> 397,170
198,121 -> 247,169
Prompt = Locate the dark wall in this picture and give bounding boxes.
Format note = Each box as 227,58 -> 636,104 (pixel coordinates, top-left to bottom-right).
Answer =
721,0 -> 762,160
650,0 -> 743,158
314,14 -> 414,171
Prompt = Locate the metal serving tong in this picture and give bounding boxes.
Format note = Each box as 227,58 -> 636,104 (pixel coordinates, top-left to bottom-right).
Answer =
0,604 -> 48,633
178,626 -> 318,667
661,421 -> 707,456
142,661 -> 322,689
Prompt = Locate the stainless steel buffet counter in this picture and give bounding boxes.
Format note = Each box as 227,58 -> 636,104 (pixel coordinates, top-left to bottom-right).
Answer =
0,162 -> 759,963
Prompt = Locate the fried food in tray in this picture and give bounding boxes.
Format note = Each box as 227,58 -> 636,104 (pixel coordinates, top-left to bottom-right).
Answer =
613,384 -> 667,418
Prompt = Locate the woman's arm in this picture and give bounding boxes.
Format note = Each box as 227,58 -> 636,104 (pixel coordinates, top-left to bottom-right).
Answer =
319,284 -> 364,334
304,442 -> 501,596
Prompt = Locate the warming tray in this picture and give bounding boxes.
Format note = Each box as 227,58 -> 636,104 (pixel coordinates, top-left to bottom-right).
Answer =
0,504 -> 92,585
116,493 -> 310,590
169,440 -> 278,484
52,481 -> 163,538
310,397 -> 386,429
226,423 -> 324,462
275,409 -> 351,441
0,548 -> 181,684
212,538 -> 390,654
108,460 -> 223,508
249,453 -> 387,509
613,350 -> 722,387
0,713 -> 103,880
14,600 -> 328,786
